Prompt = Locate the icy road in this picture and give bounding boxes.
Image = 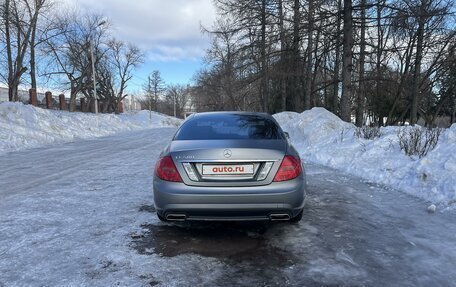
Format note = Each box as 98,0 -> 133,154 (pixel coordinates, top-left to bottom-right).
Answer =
1,128 -> 455,286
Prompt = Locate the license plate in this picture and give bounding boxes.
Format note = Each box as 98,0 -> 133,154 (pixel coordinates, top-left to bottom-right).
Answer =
202,164 -> 254,175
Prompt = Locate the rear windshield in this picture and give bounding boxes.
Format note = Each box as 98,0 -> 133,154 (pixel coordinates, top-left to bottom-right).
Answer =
174,114 -> 284,140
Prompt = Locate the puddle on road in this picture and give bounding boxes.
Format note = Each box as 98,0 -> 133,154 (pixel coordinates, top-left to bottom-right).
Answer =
131,205 -> 302,285
134,204 -> 295,265
130,222 -> 295,267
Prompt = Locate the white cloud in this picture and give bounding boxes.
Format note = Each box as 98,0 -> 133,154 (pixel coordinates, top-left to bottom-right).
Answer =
147,44 -> 206,62
60,0 -> 217,62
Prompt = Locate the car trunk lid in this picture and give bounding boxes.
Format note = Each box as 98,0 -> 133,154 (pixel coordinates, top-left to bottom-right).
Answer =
170,139 -> 287,187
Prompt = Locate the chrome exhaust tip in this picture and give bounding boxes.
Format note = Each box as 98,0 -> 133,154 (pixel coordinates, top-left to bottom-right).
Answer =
269,213 -> 291,221
166,213 -> 187,221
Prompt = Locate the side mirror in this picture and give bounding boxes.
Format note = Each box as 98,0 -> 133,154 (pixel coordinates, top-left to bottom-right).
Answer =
283,132 -> 290,139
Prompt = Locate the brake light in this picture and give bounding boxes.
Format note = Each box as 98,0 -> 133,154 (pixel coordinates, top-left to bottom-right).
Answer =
273,155 -> 302,182
155,156 -> 182,182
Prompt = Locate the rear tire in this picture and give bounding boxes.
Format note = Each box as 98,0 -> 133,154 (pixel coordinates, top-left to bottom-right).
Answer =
157,213 -> 167,222
289,209 -> 303,223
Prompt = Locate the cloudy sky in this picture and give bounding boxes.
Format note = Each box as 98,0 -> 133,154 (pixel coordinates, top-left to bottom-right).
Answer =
62,0 -> 217,93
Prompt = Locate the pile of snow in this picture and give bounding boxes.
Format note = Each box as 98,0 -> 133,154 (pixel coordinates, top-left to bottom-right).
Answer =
275,108 -> 456,209
0,102 -> 182,154
272,111 -> 300,127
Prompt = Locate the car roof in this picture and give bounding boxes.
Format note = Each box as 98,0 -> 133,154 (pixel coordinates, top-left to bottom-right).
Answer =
191,111 -> 272,119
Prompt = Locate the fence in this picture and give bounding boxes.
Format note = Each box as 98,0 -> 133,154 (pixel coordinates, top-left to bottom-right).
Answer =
1,88 -> 133,113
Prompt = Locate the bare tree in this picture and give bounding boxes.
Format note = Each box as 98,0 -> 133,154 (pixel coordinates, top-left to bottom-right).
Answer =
29,0 -> 54,91
97,39 -> 143,113
340,0 -> 354,122
0,0 -> 46,101
304,0 -> 315,110
164,84 -> 190,118
406,0 -> 453,125
143,70 -> 165,117
291,0 -> 301,110
193,0 -> 454,127
355,0 -> 367,127
200,18 -> 245,110
332,0 -> 343,114
277,0 -> 287,111
42,12 -> 108,111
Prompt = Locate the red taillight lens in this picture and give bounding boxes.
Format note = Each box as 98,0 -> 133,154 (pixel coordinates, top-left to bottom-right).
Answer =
273,155 -> 302,182
155,156 -> 182,182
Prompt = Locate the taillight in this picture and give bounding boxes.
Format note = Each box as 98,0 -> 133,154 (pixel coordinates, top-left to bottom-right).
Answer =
273,155 -> 302,182
155,156 -> 182,182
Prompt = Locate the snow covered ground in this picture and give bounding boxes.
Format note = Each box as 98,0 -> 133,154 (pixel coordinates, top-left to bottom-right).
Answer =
0,102 -> 182,154
274,108 -> 456,209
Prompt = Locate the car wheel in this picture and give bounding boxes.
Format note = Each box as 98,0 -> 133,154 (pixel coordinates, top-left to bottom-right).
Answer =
157,213 -> 167,222
289,209 -> 303,223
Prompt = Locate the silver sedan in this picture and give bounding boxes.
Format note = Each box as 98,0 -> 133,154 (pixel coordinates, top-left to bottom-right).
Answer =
153,112 -> 306,222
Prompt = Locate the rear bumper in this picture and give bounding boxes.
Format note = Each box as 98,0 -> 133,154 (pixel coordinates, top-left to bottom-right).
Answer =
153,176 -> 306,221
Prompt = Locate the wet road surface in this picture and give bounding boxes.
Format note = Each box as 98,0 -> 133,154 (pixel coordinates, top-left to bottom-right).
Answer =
132,164 -> 456,286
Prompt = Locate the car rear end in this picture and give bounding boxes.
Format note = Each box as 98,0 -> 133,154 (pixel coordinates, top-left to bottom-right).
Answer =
153,112 -> 306,222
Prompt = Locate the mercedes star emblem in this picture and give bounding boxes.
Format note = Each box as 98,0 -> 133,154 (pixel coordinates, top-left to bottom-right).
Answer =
223,149 -> 232,158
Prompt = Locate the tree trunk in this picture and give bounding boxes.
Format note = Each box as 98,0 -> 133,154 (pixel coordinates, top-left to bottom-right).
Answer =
278,0 -> 287,111
410,4 -> 425,125
332,0 -> 342,113
340,0 -> 353,122
292,0 -> 301,110
260,0 -> 268,112
5,0 -> 14,102
356,0 -> 367,127
376,0 -> 384,124
4,0 -> 39,102
69,83 -> 77,112
311,25 -> 322,106
29,5 -> 40,91
304,0 -> 314,110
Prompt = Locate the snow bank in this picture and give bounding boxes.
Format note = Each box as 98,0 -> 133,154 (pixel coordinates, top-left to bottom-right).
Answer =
274,108 -> 456,209
0,102 -> 182,154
